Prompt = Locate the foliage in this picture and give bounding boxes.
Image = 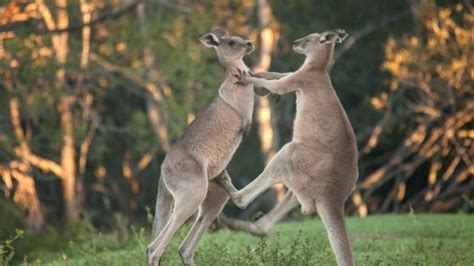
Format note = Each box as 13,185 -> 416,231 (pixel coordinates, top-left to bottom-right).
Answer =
351,1 -> 473,216
0,229 -> 23,266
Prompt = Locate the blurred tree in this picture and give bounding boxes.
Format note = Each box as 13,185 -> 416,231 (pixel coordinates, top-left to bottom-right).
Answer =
251,0 -> 287,201
353,1 -> 473,215
0,0 -> 471,238
2,0 -> 84,222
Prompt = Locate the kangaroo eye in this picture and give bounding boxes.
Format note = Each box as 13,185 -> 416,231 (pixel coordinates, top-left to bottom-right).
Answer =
228,40 -> 235,46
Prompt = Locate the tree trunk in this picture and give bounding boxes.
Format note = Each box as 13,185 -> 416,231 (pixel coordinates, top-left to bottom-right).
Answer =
6,97 -> 45,231
40,0 -> 80,222
58,96 -> 78,221
252,0 -> 285,202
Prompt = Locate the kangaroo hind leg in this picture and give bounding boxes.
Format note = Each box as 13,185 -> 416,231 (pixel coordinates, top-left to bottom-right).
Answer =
217,144 -> 292,209
219,190 -> 299,236
148,172 -> 207,266
178,179 -> 229,265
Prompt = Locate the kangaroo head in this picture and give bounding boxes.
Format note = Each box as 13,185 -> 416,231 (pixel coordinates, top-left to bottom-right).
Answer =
292,29 -> 348,56
199,28 -> 254,63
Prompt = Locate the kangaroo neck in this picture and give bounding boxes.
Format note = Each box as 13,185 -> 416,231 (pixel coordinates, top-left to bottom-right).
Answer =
301,43 -> 334,73
221,59 -> 249,77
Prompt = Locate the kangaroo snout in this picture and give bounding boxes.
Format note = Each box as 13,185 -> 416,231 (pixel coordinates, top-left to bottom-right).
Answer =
293,38 -> 303,47
292,38 -> 306,54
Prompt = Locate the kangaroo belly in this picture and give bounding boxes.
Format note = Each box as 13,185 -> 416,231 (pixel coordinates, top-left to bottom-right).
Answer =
205,134 -> 242,178
288,141 -> 358,198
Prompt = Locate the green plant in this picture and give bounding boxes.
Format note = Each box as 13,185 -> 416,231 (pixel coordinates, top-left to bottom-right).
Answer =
0,229 -> 23,266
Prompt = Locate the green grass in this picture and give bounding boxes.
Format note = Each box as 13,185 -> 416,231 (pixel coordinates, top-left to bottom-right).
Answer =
6,214 -> 474,265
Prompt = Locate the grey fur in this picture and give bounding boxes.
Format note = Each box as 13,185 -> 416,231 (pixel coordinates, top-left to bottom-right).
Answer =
218,29 -> 358,266
147,28 -> 258,266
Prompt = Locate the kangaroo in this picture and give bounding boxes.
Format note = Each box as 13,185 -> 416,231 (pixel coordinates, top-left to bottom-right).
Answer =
147,28 -> 267,266
217,190 -> 298,236
217,29 -> 358,266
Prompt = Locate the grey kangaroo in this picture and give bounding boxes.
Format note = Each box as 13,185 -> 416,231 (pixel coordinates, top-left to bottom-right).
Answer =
147,28 -> 268,265
218,29 -> 358,266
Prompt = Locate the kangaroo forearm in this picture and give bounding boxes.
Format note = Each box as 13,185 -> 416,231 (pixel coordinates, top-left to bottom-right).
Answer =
254,72 -> 292,80
246,76 -> 296,95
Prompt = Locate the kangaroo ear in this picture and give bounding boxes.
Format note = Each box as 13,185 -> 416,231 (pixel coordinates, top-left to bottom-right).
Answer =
213,28 -> 228,38
199,32 -> 220,48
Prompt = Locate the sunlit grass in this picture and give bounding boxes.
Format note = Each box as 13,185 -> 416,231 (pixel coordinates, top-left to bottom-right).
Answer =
17,214 -> 474,265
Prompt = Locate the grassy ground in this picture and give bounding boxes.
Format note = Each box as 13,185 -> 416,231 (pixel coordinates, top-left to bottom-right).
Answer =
7,214 -> 474,265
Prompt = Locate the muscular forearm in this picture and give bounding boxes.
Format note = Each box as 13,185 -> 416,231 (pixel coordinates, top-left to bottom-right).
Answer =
253,73 -> 290,96
246,76 -> 296,95
253,72 -> 292,80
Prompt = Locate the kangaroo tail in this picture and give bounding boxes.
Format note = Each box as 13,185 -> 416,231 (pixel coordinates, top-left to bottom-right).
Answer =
151,175 -> 174,239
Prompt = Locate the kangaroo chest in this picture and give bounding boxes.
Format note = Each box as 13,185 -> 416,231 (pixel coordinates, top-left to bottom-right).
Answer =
187,94 -> 253,179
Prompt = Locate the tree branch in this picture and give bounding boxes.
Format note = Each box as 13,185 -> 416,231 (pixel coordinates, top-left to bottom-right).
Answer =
1,0 -> 140,34
9,97 -> 63,177
90,52 -> 167,103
